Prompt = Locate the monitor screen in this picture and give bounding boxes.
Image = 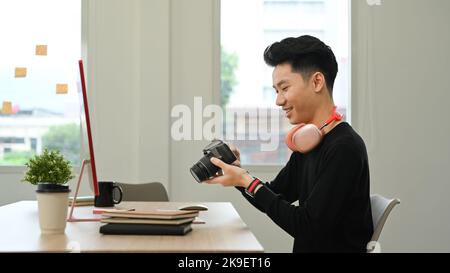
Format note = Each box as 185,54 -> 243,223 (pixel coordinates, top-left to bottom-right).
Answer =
77,60 -> 99,196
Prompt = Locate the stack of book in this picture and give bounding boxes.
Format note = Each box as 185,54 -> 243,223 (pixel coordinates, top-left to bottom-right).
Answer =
99,209 -> 199,236
68,196 -> 95,207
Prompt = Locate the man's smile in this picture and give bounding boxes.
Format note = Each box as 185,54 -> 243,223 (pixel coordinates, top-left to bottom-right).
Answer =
283,107 -> 294,116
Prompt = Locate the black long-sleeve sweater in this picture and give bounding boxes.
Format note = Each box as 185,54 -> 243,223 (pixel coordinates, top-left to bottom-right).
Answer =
237,122 -> 373,253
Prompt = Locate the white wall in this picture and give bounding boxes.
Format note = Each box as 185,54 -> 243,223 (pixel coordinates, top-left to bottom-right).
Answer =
84,0 -> 171,189
2,0 -> 450,253
352,0 -> 450,252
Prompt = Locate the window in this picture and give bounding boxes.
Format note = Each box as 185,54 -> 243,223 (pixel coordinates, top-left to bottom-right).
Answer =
0,0 -> 81,166
221,0 -> 350,165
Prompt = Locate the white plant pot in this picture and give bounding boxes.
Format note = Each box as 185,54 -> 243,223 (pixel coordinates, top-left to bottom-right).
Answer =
36,184 -> 70,235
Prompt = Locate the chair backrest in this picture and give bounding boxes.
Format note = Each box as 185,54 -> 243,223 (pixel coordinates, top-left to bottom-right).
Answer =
117,182 -> 169,202
370,194 -> 400,242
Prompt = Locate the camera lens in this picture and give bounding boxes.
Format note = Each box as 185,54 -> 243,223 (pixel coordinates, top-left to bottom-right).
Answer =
190,154 -> 219,183
190,140 -> 237,183
190,163 -> 206,183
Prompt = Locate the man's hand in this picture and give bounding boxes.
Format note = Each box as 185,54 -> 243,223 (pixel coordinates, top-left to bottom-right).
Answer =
205,157 -> 252,188
228,143 -> 241,167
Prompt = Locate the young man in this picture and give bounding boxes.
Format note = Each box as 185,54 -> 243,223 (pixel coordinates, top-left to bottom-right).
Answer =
206,35 -> 373,253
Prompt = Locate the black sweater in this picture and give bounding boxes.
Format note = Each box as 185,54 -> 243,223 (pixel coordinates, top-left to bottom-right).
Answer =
237,122 -> 373,253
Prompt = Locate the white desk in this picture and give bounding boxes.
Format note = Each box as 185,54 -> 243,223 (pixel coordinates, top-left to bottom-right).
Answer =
0,201 -> 264,253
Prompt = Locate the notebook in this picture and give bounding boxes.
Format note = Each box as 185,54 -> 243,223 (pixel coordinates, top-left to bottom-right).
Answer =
101,209 -> 198,220
101,217 -> 195,226
99,223 -> 192,236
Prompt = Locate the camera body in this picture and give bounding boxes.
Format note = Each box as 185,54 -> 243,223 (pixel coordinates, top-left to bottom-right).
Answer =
190,140 -> 237,183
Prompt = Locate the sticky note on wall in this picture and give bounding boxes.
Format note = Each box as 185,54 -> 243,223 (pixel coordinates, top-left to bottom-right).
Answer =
56,84 -> 68,94
2,101 -> 13,115
35,45 -> 48,56
15,67 -> 27,78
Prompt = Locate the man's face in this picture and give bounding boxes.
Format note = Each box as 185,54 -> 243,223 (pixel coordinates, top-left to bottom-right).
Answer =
272,63 -> 317,125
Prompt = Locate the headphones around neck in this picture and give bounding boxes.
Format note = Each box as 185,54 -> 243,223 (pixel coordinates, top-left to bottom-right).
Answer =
285,106 -> 344,153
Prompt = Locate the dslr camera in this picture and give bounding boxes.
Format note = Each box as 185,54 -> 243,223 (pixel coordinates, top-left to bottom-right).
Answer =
190,140 -> 237,183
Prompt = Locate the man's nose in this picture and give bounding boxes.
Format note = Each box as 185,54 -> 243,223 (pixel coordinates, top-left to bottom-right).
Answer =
276,93 -> 286,107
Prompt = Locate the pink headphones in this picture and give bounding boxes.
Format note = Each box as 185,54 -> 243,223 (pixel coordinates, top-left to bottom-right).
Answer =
285,106 -> 344,153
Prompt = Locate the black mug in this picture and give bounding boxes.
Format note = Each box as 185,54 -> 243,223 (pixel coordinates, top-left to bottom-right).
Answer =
95,181 -> 123,207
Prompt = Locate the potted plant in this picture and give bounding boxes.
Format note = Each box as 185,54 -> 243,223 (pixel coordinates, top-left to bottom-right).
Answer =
23,149 -> 74,234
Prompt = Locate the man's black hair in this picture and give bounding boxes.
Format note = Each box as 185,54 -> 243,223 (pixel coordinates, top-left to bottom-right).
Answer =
264,35 -> 338,96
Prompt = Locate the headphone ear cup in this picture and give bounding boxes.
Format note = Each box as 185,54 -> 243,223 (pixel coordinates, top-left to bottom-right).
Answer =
285,124 -> 306,152
292,124 -> 323,153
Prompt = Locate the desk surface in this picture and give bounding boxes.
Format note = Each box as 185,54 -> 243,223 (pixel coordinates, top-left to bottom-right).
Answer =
0,201 -> 264,253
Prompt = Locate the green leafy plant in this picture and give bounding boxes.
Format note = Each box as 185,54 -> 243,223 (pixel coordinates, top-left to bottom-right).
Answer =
22,149 -> 74,185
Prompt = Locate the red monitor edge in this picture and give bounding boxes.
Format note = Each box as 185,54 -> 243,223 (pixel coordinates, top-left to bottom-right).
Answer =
78,60 -> 99,196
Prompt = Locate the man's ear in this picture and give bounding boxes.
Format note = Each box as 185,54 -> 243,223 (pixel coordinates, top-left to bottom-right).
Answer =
311,72 -> 326,93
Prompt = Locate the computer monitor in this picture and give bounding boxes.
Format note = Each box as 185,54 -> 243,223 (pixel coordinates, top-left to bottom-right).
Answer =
78,59 -> 99,196
67,60 -> 101,222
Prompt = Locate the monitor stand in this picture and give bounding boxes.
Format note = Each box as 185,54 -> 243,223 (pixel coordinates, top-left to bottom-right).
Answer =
67,159 -> 101,222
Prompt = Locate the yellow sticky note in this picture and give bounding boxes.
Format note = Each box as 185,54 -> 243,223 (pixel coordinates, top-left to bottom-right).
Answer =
2,101 -> 13,115
56,84 -> 68,94
15,67 -> 27,78
35,45 -> 48,56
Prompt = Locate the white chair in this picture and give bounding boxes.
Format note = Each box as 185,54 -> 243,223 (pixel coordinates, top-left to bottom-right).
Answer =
367,194 -> 400,253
